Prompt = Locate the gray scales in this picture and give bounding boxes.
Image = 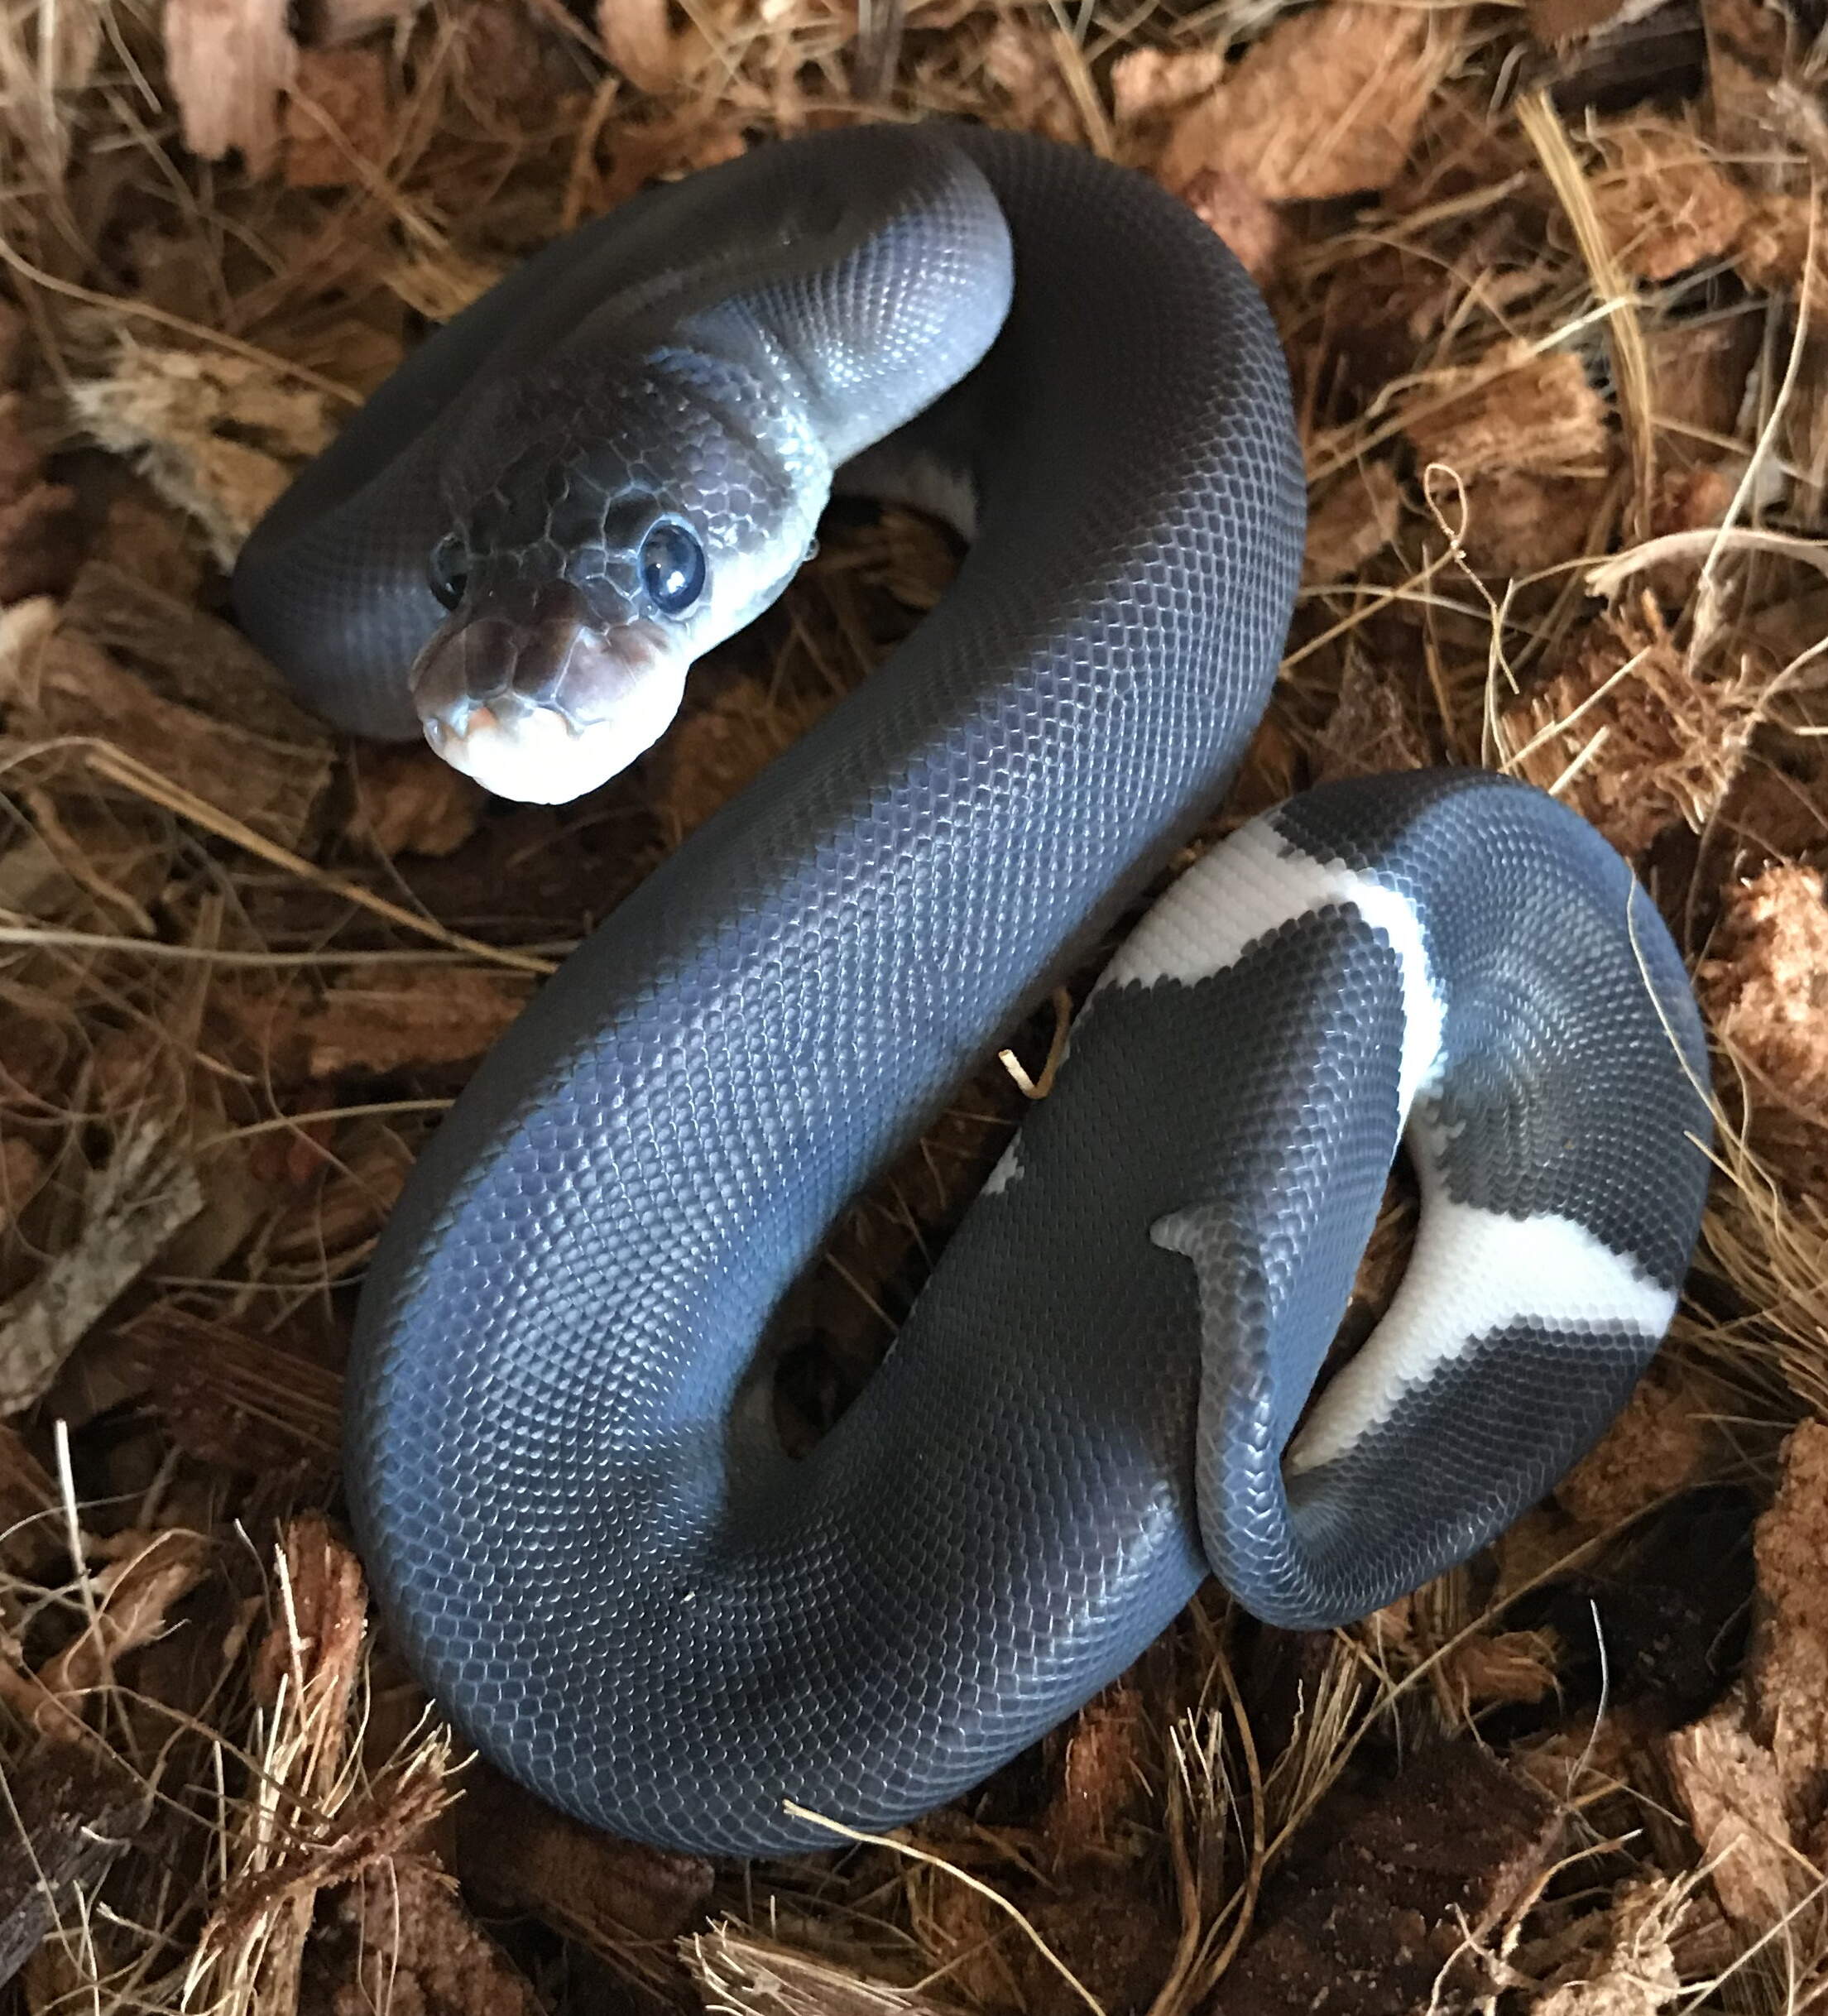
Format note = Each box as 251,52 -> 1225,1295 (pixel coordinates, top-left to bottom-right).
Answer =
232,125 -> 1713,1858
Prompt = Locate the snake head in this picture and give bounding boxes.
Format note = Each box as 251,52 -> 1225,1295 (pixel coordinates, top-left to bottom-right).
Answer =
409,481 -> 717,803
409,572 -> 688,804
410,437 -> 820,801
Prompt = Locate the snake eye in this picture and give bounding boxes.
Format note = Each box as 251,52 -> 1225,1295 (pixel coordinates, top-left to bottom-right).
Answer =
640,521 -> 706,617
428,532 -> 470,612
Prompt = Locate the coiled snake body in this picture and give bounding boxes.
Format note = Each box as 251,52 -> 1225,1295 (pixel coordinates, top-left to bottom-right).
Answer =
234,124 -> 1713,1858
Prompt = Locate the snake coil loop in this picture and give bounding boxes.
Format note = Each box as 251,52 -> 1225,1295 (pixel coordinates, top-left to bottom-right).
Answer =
233,125 -> 1711,1858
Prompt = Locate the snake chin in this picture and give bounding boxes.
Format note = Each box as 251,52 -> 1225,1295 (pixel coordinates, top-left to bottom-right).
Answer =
420,672 -> 687,802
410,594 -> 688,802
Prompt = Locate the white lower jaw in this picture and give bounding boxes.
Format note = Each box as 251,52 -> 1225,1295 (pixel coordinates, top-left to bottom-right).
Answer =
423,666 -> 688,804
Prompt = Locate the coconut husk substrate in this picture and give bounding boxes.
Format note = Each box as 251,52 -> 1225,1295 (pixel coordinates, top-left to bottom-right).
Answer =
1,0 -> 1826,2010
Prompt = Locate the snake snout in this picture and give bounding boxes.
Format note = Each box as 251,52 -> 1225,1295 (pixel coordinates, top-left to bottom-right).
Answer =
409,577 -> 688,803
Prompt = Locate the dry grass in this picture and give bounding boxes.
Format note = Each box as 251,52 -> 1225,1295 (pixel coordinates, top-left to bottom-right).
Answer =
2,0 -> 1828,2013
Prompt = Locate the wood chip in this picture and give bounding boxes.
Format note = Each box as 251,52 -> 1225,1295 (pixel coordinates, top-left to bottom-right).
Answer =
163,0 -> 295,175
1110,46 -> 1229,127
123,1308 -> 342,1477
1646,315 -> 1758,440
597,0 -> 685,92
1666,1695 -> 1804,1932
1500,605 -> 1754,856
0,1122 -> 202,1416
1734,190 -> 1828,319
325,1855 -> 545,2016
1405,343 -> 1611,481
190,1517 -> 410,2014
1442,1630 -> 1562,1709
35,1529 -> 215,1719
1179,170 -> 1283,280
1160,2 -> 1463,199
91,482 -> 209,602
1365,1599 -> 1562,1714
152,1126 -> 286,1284
251,1515 -> 366,1739
1304,462 -> 1403,579
1207,1743 -> 1562,2014
1744,1418 -> 1828,1812
9,567 -> 319,856
1459,472 -> 1614,578
0,1741 -> 152,1989
2,622 -> 331,852
264,1124 -> 413,1265
1529,21 -> 1707,122
294,967 -> 531,1076
1589,117 -> 1749,281
1696,864 -> 1828,1117
0,393 -> 80,603
1666,1423 -> 1828,1936
1529,1878 -> 1686,2014
0,1424 -> 58,1574
283,46 -> 393,188
457,1768 -> 712,1952
353,746 -> 488,857
76,555 -> 325,730
658,679 -> 837,839
70,344 -> 336,570
1648,462 -> 1737,537
1044,1679 -> 1150,1861
1556,1370 -> 1710,1527
452,0 -> 576,127
1312,649 -> 1440,782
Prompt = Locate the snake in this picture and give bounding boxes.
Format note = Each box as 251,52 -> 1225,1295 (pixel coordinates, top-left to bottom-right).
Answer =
232,122 -> 1714,1859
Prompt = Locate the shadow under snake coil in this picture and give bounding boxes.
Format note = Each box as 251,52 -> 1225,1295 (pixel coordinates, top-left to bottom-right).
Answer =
233,123 -> 1715,1858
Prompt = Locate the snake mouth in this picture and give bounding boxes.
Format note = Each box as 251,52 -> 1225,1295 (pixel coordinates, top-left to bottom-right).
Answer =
410,583 -> 687,803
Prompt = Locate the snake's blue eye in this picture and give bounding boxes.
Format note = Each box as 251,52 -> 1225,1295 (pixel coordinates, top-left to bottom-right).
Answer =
428,533 -> 469,611
641,521 -> 706,616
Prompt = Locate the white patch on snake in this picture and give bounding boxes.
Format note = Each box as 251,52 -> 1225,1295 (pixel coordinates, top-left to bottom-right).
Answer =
1286,1184 -> 1674,1474
895,456 -> 978,540
1096,815 -> 1447,1116
981,1140 -> 1024,1195
833,446 -> 978,540
425,664 -> 686,804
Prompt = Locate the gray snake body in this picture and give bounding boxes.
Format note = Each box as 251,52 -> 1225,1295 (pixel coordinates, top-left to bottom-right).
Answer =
233,125 -> 1713,1858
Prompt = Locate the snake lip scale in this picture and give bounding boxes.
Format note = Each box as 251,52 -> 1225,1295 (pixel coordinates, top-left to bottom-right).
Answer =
233,122 -> 1714,1859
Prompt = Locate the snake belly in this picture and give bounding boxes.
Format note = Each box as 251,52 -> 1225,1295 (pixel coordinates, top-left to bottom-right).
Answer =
233,125 -> 1713,1859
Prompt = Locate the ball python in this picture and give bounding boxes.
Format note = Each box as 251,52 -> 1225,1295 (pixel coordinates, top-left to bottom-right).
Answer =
233,122 -> 1714,1859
